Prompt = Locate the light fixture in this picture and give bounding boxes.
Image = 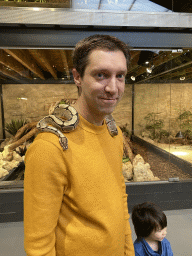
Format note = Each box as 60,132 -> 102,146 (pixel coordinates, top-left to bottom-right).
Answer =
17,97 -> 28,100
146,68 -> 152,73
146,64 -> 155,74
172,49 -> 183,53
131,76 -> 135,81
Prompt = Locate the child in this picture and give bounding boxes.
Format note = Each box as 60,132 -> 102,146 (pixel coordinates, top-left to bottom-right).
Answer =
131,202 -> 173,256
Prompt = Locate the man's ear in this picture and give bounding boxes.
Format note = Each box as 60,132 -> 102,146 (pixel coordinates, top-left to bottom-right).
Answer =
72,68 -> 81,86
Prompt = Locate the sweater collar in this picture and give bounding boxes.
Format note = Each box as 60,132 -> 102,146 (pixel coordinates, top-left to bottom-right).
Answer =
78,114 -> 107,134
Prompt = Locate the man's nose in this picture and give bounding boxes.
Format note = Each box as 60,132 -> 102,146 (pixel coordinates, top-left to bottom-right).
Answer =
105,77 -> 118,94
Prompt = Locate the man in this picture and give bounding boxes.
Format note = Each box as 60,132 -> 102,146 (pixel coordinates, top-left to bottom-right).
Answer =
24,34 -> 135,256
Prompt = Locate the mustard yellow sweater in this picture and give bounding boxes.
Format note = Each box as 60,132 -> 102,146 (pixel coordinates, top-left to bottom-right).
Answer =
24,115 -> 134,256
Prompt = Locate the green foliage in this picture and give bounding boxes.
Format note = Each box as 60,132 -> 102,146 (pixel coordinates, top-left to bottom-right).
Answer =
184,129 -> 192,140
144,112 -> 164,140
59,99 -> 67,105
122,157 -> 130,163
159,129 -> 170,139
5,119 -> 28,136
178,110 -> 192,131
176,110 -> 192,140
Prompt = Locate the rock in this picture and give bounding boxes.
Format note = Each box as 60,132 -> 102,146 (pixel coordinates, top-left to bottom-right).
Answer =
0,146 -> 24,178
122,161 -> 133,181
0,168 -> 9,179
141,131 -> 151,138
133,154 -> 160,182
2,146 -> 13,161
2,160 -> 19,171
133,154 -> 145,166
13,151 -> 23,162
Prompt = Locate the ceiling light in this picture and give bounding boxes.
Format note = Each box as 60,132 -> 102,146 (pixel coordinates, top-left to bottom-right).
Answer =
17,97 -> 27,100
146,68 -> 152,73
172,49 -> 183,53
131,76 -> 135,81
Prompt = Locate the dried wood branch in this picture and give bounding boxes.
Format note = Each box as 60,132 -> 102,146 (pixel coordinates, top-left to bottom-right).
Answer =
14,121 -> 38,141
8,127 -> 38,151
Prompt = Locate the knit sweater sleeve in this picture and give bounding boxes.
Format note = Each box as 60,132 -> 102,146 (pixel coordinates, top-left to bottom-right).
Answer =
24,134 -> 68,256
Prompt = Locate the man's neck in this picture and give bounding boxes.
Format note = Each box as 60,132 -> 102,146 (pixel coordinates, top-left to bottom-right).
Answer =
74,101 -> 105,126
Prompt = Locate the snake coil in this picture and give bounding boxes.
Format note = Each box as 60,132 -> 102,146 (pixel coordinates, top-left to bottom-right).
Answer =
37,104 -> 118,150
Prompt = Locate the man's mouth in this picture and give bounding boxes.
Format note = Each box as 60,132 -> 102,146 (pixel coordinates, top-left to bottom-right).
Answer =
100,98 -> 117,104
100,97 -> 118,102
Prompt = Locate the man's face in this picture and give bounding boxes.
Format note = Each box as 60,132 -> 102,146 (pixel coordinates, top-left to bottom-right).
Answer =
74,49 -> 127,119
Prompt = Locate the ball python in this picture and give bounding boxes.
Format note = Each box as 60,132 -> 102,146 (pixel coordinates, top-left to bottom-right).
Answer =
37,103 -> 118,150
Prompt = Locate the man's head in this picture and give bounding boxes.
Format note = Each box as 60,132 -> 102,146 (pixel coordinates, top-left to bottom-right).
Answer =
73,34 -> 130,78
131,202 -> 167,240
72,35 -> 129,124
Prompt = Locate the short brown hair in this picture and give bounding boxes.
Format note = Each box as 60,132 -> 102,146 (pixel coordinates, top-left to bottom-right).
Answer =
131,202 -> 167,240
73,34 -> 130,78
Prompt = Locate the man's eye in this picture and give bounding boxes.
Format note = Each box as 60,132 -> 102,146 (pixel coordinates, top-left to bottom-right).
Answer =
96,73 -> 105,79
117,74 -> 125,79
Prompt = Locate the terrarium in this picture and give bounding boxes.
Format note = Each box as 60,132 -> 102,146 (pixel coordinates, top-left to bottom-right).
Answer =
1,48 -> 192,182
1,41 -> 192,223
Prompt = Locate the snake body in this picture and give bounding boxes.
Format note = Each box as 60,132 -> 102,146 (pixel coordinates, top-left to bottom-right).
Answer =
105,114 -> 118,137
37,103 -> 118,150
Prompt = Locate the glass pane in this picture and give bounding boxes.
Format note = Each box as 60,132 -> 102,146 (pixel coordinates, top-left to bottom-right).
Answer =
1,0 -> 191,13
0,0 -> 71,8
0,0 -> 172,12
0,48 -> 76,183
130,48 -> 192,182
1,47 -> 192,184
72,0 -> 172,12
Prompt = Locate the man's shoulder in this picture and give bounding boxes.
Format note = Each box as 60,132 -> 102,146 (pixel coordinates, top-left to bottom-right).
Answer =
31,132 -> 62,151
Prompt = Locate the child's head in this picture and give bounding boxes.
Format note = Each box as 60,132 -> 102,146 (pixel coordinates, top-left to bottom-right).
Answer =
131,202 -> 167,241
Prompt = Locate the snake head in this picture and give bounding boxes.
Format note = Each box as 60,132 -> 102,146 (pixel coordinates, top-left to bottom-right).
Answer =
59,137 -> 68,150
